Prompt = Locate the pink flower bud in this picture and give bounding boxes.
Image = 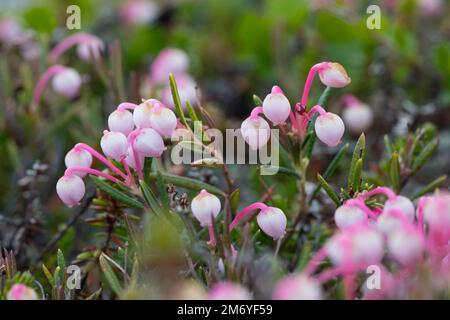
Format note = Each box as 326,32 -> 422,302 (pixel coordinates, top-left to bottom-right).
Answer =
100,131 -> 128,161
422,192 -> 450,231
56,174 -> 86,207
256,206 -> 287,240
150,103 -> 177,138
108,109 -> 135,136
208,282 -> 251,300
318,62 -> 351,88
326,224 -> 384,267
150,48 -> 189,85
51,67 -> 82,99
124,147 -> 144,170
384,196 -> 415,221
160,74 -> 197,109
191,189 -> 221,227
314,112 -> 345,147
133,99 -> 159,128
132,128 -> 165,157
273,274 -> 323,300
334,203 -> 367,229
7,284 -> 38,300
387,226 -> 424,265
64,148 -> 93,177
262,86 -> 291,125
418,0 -> 443,16
120,0 -> 159,26
240,116 -> 271,150
76,37 -> 104,62
342,103 -> 373,134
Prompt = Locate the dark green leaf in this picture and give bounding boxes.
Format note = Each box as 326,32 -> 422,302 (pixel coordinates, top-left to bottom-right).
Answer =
316,173 -> 340,205
90,177 -> 144,209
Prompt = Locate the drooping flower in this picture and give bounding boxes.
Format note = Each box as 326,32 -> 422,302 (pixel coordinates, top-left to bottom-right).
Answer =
387,225 -> 425,266
133,99 -> 160,128
108,109 -> 135,136
314,112 -> 345,147
240,116 -> 271,150
191,189 -> 221,227
273,274 -> 323,300
51,67 -> 82,99
56,174 -> 86,207
318,62 -> 351,88
384,196 -> 415,221
100,131 -> 128,161
76,36 -> 104,62
64,148 -> 93,176
149,102 -> 178,138
119,0 -> 159,26
7,284 -> 38,300
207,282 -> 251,300
150,48 -> 190,86
341,95 -> 373,133
131,128 -> 165,157
262,85 -> 291,125
256,206 -> 287,240
334,202 -> 367,230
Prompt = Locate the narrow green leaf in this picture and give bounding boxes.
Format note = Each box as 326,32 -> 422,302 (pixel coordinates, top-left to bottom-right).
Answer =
412,138 -> 439,174
169,73 -> 189,129
390,152 -> 401,192
57,249 -> 66,281
348,133 -> 366,189
186,100 -> 200,122
352,158 -> 363,192
42,264 -> 54,287
139,180 -> 164,215
90,176 -> 144,209
99,255 -> 123,296
412,175 -> 447,200
316,174 -> 340,205
384,135 -> 393,159
156,170 -> 170,210
253,94 -> 263,106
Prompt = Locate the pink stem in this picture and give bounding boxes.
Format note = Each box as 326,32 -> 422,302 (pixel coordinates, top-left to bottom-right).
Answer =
32,64 -> 66,109
128,130 -> 144,181
64,166 -> 122,185
74,143 -> 127,180
317,267 -> 343,283
417,197 -> 427,235
307,105 -> 327,117
303,247 -> 328,276
49,32 -> 99,62
117,102 -> 139,111
122,159 -> 133,183
342,236 -> 355,300
250,106 -> 264,119
289,110 -> 299,131
300,62 -> 328,107
345,199 -> 378,220
229,202 -> 268,230
359,187 -> 397,200
208,225 -> 216,246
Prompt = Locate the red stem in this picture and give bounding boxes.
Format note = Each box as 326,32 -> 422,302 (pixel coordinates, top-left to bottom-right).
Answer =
229,202 -> 268,230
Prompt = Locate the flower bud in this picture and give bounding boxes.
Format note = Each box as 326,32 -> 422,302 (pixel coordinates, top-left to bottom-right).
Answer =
256,206 -> 287,240
132,128 -> 165,157
326,224 -> 384,267
262,86 -> 291,125
240,116 -> 271,150
150,103 -> 178,138
318,62 -> 351,88
133,99 -> 159,128
314,112 -> 345,147
51,67 -> 82,99
56,174 -> 86,207
100,131 -> 128,161
124,147 -> 144,170
387,226 -> 424,265
273,274 -> 323,300
208,282 -> 251,300
384,196 -> 415,221
150,48 -> 189,85
7,284 -> 38,300
334,203 -> 367,230
76,37 -> 104,62
191,189 -> 221,227
342,103 -> 373,134
64,148 -> 93,176
161,74 -> 197,109
108,109 -> 135,136
422,192 -> 450,231
120,0 -> 159,26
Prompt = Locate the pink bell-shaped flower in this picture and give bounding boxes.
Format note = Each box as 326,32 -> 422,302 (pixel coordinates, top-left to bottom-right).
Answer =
387,225 -> 424,266
108,109 -> 135,136
314,112 -> 345,147
207,282 -> 251,300
100,131 -> 128,161
318,62 -> 351,88
191,189 -> 221,227
240,116 -> 271,150
132,128 -> 165,157
64,148 -> 93,177
149,102 -> 177,138
56,174 -> 86,207
256,206 -> 287,240
384,196 -> 415,221
334,202 -> 367,230
150,48 -> 189,86
124,146 -> 144,170
51,67 -> 82,99
7,284 -> 38,300
133,99 -> 160,128
76,36 -> 104,62
273,274 -> 323,300
262,85 -> 291,125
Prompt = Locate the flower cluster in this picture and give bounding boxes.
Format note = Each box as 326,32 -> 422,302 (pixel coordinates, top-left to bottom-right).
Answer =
56,98 -> 177,207
241,62 -> 350,150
